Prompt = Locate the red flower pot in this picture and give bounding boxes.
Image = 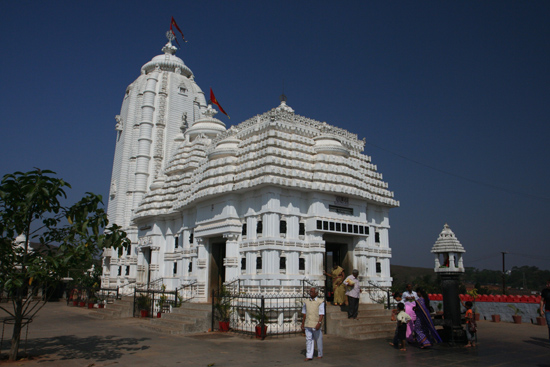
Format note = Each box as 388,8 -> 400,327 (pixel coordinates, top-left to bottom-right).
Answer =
255,325 -> 268,339
72,301 -> 78,306
98,304 -> 104,309
536,316 -> 547,326
79,301 -> 85,307
219,321 -> 230,332
140,310 -> 149,318
88,303 -> 94,309
492,314 -> 500,323
157,312 -> 162,318
512,315 -> 522,324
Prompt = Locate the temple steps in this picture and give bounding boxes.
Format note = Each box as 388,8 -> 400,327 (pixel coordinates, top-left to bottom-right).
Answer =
87,297 -> 212,335
325,303 -> 395,340
138,302 -> 212,335
87,297 -> 134,319
87,298 -> 394,339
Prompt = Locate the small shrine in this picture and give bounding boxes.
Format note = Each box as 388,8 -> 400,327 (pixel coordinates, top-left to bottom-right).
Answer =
431,224 -> 465,273
431,223 -> 466,344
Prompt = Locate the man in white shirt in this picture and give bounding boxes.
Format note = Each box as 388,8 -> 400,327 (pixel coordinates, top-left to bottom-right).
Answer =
402,283 -> 418,305
344,269 -> 361,319
301,287 -> 325,360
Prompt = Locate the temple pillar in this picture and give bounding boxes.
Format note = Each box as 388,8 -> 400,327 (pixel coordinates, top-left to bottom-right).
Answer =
264,213 -> 278,237
223,233 -> 240,281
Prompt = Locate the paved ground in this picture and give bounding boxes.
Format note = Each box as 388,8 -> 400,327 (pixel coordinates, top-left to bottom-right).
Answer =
1,301 -> 549,366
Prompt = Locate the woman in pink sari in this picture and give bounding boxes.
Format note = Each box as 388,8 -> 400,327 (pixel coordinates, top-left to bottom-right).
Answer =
405,302 -> 417,342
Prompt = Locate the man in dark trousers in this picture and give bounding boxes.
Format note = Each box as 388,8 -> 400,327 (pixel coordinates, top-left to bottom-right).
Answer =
540,279 -> 550,343
344,269 -> 361,319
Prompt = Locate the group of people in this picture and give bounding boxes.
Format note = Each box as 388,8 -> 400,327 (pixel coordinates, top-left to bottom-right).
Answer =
302,276 -> 550,360
390,284 -> 442,351
323,265 -> 361,319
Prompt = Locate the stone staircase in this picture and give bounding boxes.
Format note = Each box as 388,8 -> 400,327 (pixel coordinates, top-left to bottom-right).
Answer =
138,302 -> 212,335
325,303 -> 395,340
87,299 -> 393,339
87,296 -> 134,319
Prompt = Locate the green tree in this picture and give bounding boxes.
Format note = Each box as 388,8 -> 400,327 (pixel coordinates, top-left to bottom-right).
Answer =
0,169 -> 129,361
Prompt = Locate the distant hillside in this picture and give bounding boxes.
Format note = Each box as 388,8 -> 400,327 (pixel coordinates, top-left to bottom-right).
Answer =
390,264 -> 436,288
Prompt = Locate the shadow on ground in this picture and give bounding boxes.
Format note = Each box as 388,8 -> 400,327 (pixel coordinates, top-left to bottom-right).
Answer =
2,334 -> 151,363
524,337 -> 550,349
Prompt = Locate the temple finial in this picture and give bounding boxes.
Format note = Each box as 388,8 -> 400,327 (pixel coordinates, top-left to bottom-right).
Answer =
280,79 -> 287,103
162,30 -> 177,55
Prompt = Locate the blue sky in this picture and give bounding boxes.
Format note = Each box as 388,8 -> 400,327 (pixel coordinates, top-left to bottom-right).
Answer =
2,1 -> 549,271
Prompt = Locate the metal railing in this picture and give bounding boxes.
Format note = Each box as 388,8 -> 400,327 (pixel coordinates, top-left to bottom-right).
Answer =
116,279 -> 137,296
212,290 -> 311,339
212,279 -> 328,338
147,277 -> 166,290
133,288 -> 179,318
97,287 -> 119,304
224,278 -> 241,294
366,280 -> 392,309
177,281 -> 198,303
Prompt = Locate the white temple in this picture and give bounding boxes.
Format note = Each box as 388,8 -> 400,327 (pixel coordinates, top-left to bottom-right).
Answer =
102,32 -> 399,303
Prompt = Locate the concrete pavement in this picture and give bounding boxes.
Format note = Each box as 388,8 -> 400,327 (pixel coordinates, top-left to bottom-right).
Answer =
1,301 -> 549,366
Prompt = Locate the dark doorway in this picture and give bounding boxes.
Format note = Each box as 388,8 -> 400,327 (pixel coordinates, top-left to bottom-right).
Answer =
325,242 -> 349,302
209,239 -> 226,302
143,248 -> 152,288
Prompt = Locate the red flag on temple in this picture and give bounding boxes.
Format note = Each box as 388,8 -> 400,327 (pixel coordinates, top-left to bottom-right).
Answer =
170,16 -> 186,45
210,88 -> 230,119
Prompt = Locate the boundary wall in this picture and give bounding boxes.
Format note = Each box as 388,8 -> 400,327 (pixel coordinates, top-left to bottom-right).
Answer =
428,294 -> 543,323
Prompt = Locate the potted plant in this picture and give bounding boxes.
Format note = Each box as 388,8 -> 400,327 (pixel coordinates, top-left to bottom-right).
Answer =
215,286 -> 232,331
97,295 -> 105,309
88,297 -> 97,309
70,288 -> 79,306
175,294 -> 184,307
157,294 -> 168,318
536,307 -> 547,326
491,314 -> 500,322
250,305 -> 269,339
136,293 -> 151,318
507,304 -> 523,324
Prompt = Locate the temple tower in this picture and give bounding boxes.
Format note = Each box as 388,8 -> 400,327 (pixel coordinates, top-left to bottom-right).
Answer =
104,32 -> 208,284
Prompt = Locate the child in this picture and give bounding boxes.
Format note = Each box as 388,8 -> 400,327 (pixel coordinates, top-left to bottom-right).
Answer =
389,292 -> 404,348
396,302 -> 411,351
465,301 -> 477,347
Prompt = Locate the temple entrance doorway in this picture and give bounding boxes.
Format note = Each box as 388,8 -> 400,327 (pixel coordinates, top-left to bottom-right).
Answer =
208,237 -> 226,302
325,242 -> 350,303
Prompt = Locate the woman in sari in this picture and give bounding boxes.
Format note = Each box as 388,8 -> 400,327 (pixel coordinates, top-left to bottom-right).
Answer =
413,288 -> 442,348
324,265 -> 346,305
405,302 -> 417,342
